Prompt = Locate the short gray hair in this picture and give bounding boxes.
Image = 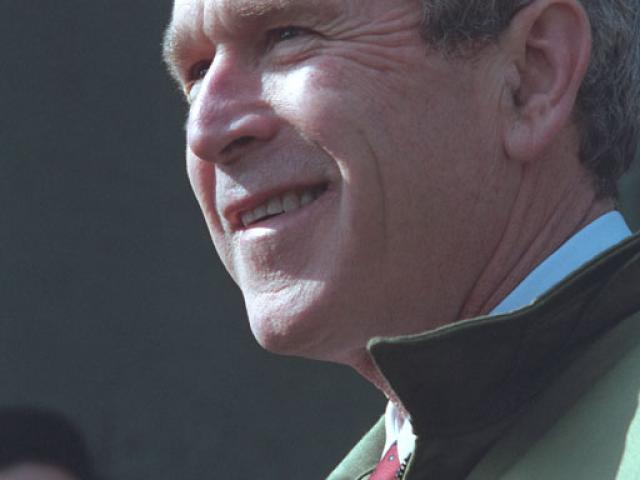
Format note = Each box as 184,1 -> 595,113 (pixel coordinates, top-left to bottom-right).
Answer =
420,0 -> 640,197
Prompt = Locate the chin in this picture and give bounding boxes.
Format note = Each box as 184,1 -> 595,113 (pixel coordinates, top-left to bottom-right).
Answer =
246,304 -> 329,360
249,319 -> 306,357
243,285 -> 358,363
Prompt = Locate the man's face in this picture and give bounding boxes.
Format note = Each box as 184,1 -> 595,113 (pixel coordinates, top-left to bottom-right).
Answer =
168,0 -> 515,364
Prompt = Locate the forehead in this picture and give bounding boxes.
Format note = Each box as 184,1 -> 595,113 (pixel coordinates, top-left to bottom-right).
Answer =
165,0 -> 345,77
170,0 -> 334,33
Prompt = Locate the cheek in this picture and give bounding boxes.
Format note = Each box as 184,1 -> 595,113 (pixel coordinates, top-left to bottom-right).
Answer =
186,151 -> 237,271
265,65 -> 340,131
264,60 -> 378,136
266,66 -> 318,113
187,152 -> 216,221
264,62 -> 392,187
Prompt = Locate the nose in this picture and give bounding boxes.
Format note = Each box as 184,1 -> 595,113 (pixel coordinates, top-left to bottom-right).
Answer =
186,52 -> 279,163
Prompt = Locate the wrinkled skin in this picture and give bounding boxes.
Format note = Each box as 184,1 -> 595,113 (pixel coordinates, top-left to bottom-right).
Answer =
165,0 -> 520,366
163,0 -> 566,369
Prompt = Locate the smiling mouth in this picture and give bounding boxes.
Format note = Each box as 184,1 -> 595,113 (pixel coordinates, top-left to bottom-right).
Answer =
240,185 -> 328,228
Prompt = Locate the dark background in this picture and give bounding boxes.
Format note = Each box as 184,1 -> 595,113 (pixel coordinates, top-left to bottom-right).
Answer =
1,2 -> 638,479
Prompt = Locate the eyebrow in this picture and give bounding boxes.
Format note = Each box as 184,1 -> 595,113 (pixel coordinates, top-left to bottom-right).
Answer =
162,22 -> 188,84
162,0 -> 334,83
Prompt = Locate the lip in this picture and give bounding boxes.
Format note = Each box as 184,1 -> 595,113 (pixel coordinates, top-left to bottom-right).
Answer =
222,181 -> 330,231
237,184 -> 336,239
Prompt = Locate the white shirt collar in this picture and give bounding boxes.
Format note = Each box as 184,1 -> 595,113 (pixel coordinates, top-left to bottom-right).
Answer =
382,211 -> 632,460
491,212 -> 632,315
383,400 -> 416,463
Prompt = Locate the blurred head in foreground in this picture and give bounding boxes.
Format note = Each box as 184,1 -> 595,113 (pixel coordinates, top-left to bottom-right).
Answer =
0,407 -> 95,480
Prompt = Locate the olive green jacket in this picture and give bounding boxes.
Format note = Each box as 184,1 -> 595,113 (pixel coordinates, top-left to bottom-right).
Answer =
328,233 -> 640,480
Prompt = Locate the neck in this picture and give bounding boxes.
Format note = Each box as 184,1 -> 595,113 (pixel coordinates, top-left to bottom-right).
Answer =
459,167 -> 614,319
347,137 -> 616,400
350,182 -> 613,402
351,353 -> 408,412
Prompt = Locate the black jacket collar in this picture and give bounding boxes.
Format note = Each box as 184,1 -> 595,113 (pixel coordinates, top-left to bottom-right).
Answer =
365,232 -> 640,478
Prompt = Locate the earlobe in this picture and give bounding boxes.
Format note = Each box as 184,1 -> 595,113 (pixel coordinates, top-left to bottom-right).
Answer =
502,0 -> 592,163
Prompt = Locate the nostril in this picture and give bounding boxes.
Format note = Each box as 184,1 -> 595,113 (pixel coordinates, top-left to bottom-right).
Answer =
221,136 -> 255,156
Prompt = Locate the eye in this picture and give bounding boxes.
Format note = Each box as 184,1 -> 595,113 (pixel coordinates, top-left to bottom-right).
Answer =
267,26 -> 309,45
184,59 -> 212,99
188,59 -> 212,83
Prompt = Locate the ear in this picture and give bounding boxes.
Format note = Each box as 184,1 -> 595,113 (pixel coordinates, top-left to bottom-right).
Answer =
501,0 -> 592,162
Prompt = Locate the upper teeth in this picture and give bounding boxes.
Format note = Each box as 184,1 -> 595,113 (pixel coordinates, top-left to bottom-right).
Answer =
241,188 -> 320,227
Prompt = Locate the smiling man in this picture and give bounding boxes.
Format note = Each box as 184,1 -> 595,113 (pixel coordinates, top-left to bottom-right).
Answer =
163,0 -> 640,478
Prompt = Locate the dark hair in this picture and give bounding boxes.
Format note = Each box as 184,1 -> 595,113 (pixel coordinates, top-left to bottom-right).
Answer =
420,0 -> 640,197
0,407 -> 95,480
